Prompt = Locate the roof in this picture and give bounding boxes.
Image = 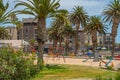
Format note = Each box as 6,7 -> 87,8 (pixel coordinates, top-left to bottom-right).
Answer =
22,18 -> 37,23
5,26 -> 16,29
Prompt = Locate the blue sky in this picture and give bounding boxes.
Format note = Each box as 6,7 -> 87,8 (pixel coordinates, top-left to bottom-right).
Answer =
7,0 -> 120,43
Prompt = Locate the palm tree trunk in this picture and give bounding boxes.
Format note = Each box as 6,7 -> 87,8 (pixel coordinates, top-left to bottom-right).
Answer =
111,18 -> 119,57
37,18 -> 46,63
53,39 -> 58,47
59,36 -> 62,47
92,31 -> 97,59
74,23 -> 80,54
53,39 -> 58,54
59,41 -> 62,47
112,37 -> 115,57
65,35 -> 70,54
92,38 -> 95,58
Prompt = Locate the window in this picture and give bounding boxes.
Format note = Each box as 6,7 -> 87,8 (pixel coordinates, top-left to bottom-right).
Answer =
34,29 -> 38,34
105,42 -> 108,44
99,38 -> 102,42
34,35 -> 37,40
25,28 -> 28,37
107,37 -> 110,40
100,41 -> 102,45
26,29 -> 28,34
70,40 -> 72,43
17,36 -> 19,40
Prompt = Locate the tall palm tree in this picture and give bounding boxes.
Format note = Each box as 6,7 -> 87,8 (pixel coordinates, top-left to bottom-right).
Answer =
48,11 -> 68,45
53,11 -> 69,46
47,26 -> 60,47
103,0 -> 120,57
9,13 -> 23,30
69,6 -> 88,54
15,0 -> 65,63
84,16 -> 107,58
62,25 -> 75,54
48,11 -> 74,55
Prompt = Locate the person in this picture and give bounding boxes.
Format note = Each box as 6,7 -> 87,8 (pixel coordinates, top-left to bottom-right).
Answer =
98,54 -> 102,60
86,49 -> 92,58
82,50 -> 92,62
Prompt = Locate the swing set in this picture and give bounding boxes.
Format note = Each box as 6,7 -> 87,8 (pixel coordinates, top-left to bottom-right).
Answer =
45,46 -> 65,63
99,57 -> 114,68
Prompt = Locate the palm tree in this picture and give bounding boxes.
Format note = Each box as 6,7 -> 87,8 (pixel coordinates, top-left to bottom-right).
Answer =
62,25 -> 75,54
8,13 -> 19,39
47,10 -> 75,55
84,16 -> 107,58
48,11 -> 68,45
15,0 -> 65,63
0,27 -> 9,39
0,0 -> 13,40
10,14 -> 23,40
0,0 -> 13,25
103,0 -> 120,57
69,6 -> 88,54
53,11 -> 69,46
47,26 -> 60,47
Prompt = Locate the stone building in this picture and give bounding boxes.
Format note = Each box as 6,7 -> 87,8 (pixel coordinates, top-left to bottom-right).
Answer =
97,33 -> 112,50
5,26 -> 18,40
17,18 -> 38,41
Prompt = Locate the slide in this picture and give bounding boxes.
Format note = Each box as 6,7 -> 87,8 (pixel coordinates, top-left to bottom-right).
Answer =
100,57 -> 113,67
82,59 -> 89,62
105,57 -> 113,67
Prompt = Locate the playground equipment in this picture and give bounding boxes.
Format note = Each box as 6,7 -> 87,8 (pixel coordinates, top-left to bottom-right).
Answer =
45,46 -> 65,63
82,52 -> 92,62
69,53 -> 75,58
99,57 -> 114,67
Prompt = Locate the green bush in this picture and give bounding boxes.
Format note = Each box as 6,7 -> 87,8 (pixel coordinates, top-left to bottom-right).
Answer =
107,66 -> 113,70
0,48 -> 41,80
45,64 -> 65,69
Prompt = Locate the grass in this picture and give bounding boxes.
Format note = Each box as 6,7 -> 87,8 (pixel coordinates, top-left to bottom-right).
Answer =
31,64 -> 117,80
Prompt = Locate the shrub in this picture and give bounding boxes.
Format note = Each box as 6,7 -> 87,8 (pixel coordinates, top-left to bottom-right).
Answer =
45,64 -> 65,69
0,48 -> 41,80
107,66 -> 113,70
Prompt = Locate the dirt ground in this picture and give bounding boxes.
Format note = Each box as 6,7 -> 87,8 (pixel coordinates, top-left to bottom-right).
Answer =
43,55 -> 120,70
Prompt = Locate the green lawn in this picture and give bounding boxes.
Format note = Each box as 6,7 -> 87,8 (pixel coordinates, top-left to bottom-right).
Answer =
31,64 -> 117,80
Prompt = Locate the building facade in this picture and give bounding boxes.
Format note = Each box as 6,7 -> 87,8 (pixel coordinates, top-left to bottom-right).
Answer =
5,26 -> 18,40
97,33 -> 112,50
17,18 -> 113,51
17,18 -> 38,41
